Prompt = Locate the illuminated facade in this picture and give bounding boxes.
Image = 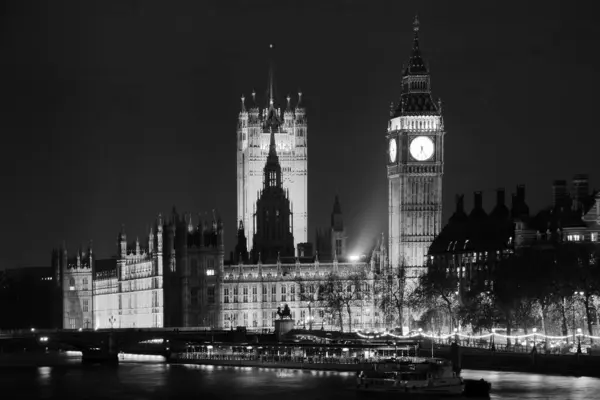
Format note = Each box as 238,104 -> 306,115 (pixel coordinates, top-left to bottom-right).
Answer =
220,260 -> 379,331
53,211 -> 224,330
93,226 -> 164,329
224,128 -> 385,331
237,64 -> 307,252
387,17 -> 445,278
55,244 -> 94,330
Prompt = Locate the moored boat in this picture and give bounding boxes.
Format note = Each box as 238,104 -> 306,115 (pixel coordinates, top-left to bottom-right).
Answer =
355,357 -> 490,397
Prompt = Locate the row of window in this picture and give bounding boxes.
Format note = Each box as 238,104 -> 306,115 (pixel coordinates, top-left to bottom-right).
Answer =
222,309 -> 375,328
223,284 -> 297,303
68,277 -> 89,291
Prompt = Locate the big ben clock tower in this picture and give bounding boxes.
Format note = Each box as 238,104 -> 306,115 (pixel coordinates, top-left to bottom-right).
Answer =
387,16 -> 445,278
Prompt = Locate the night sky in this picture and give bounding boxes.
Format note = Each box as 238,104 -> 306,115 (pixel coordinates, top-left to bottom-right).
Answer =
1,0 -> 598,268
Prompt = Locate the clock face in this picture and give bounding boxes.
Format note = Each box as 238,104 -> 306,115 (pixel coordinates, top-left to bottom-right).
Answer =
389,138 -> 397,163
409,136 -> 435,161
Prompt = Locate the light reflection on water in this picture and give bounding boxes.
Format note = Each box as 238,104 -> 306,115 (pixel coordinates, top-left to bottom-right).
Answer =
462,369 -> 599,400
0,356 -> 598,399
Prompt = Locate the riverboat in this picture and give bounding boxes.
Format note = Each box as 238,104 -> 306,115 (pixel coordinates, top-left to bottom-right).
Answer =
356,357 -> 490,397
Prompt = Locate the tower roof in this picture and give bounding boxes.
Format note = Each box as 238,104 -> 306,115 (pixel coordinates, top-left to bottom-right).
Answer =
263,127 -> 283,190
333,195 -> 342,215
404,15 -> 428,76
391,16 -> 440,118
267,128 -> 279,164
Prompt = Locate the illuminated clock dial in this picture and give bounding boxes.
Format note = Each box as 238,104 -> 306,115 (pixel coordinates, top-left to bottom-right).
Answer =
409,136 -> 434,161
389,138 -> 397,163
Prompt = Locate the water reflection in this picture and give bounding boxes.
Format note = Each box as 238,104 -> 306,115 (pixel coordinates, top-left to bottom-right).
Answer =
0,357 -> 595,399
462,370 -> 600,400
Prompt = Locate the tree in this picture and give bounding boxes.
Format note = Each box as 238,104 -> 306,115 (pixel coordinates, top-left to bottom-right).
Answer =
458,290 -> 498,333
374,267 -> 407,330
411,261 -> 460,334
294,274 -> 322,331
318,268 -> 369,332
570,243 -> 600,342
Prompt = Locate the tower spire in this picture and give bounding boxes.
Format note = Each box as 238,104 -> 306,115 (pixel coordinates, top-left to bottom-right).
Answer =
264,44 -> 282,131
268,44 -> 275,107
404,14 -> 427,76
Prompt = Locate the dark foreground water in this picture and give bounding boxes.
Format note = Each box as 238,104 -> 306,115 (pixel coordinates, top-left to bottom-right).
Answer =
0,354 -> 598,399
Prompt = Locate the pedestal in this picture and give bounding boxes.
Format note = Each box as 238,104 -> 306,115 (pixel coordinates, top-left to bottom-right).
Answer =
275,319 -> 295,341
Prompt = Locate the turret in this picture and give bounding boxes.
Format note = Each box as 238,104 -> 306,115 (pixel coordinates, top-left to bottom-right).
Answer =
118,225 -> 127,259
149,227 -> 155,254
156,213 -> 164,254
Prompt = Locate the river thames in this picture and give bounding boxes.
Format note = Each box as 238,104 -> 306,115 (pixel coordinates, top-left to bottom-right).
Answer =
0,354 -> 598,399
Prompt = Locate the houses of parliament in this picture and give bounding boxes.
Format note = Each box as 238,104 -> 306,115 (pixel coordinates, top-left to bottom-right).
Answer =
39,18 -> 445,332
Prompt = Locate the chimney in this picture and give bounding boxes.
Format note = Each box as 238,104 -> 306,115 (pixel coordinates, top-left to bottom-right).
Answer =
496,188 -> 505,207
474,191 -> 483,209
572,174 -> 589,210
517,185 -> 525,202
552,180 -> 568,208
455,194 -> 464,213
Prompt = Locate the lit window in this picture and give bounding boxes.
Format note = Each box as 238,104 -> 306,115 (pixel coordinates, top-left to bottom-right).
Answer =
69,277 -> 75,291
207,269 -> 215,276
592,233 -> 598,242
83,300 -> 89,312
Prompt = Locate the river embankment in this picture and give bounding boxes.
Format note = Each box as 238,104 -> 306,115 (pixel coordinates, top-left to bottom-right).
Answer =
433,348 -> 600,378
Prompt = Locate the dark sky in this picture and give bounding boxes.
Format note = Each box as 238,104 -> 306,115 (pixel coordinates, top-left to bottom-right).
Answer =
1,0 -> 598,268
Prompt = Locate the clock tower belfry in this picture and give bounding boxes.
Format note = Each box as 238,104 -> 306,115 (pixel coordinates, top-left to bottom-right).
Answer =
387,16 -> 445,277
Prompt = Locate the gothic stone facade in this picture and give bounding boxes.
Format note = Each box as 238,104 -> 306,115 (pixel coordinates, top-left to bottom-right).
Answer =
54,211 -> 223,330
237,82 -> 308,251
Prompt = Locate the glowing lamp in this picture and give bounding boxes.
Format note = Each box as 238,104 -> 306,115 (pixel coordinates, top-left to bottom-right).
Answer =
206,345 -> 213,349
577,328 -> 582,334
246,346 -> 253,350
532,328 -> 537,333
342,348 -> 349,352
349,255 -> 360,262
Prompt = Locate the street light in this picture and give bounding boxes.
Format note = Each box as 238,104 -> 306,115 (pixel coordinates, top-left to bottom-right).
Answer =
532,328 -> 537,349
454,328 -> 458,344
491,328 -> 496,351
577,328 -> 582,354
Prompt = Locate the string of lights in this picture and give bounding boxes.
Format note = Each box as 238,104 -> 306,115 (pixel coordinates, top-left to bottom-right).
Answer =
354,329 -> 600,341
